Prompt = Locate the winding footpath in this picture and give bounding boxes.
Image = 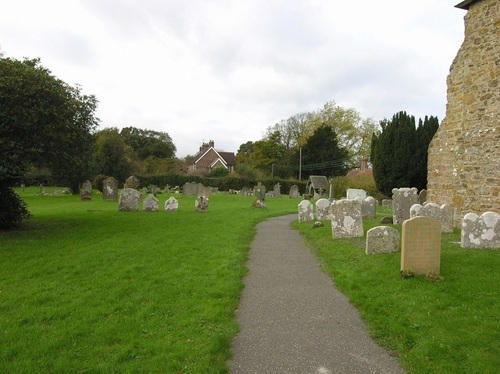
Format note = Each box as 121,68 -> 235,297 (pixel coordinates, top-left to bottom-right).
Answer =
229,214 -> 405,374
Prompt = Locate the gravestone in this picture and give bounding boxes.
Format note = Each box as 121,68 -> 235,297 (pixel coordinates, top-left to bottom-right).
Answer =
143,193 -> 159,212
198,184 -> 211,198
382,199 -> 392,208
39,184 -> 46,196
182,182 -> 190,196
195,195 -> 209,212
254,183 -> 266,201
392,187 -> 418,224
103,177 -> 118,201
240,186 -> 250,197
124,175 -> 140,189
401,216 -> 441,275
118,188 -> 141,211
315,198 -> 332,220
461,211 -> 500,249
164,196 -> 179,212
410,202 -> 455,233
80,180 -> 92,201
164,184 -> 170,194
273,183 -> 282,198
418,189 -> 427,205
289,185 -> 299,199
362,196 -> 377,219
366,226 -> 400,254
347,188 -> 367,200
331,199 -> 363,239
298,199 -> 314,223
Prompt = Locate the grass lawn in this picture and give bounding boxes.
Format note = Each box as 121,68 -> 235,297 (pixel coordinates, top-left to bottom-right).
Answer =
0,187 -> 297,373
1,190 -> 499,373
293,206 -> 500,374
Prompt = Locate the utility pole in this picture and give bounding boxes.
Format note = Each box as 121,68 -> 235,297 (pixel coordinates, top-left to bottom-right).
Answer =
299,147 -> 302,181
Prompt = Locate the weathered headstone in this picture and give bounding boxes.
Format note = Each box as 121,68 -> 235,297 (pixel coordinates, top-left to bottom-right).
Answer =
410,202 -> 455,233
289,185 -> 299,199
240,186 -> 250,197
118,188 -> 141,211
331,199 -> 363,239
254,183 -> 266,201
124,175 -> 140,189
195,195 -> 209,212
392,187 -> 418,224
382,199 -> 392,208
298,199 -> 314,223
164,196 -> 179,212
401,216 -> 441,275
347,188 -> 367,200
143,193 -> 159,211
366,226 -> 400,254
273,183 -> 282,198
80,180 -> 92,201
103,177 -> 118,201
362,196 -> 377,219
315,198 -> 332,220
418,189 -> 427,205
461,211 -> 500,249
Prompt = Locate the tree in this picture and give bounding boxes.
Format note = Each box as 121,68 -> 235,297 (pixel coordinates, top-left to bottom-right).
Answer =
120,127 -> 176,160
0,57 -> 98,228
371,111 -> 439,195
93,128 -> 133,183
297,125 -> 349,179
0,57 -> 98,189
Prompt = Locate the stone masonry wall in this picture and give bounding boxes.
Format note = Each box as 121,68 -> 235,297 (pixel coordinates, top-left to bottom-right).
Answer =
427,0 -> 499,226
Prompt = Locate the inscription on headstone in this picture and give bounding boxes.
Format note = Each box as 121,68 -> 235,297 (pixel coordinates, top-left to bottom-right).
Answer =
401,216 -> 441,275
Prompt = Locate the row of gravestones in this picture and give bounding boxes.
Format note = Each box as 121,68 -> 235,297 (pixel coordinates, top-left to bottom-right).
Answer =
182,182 -> 218,196
117,189 -> 210,213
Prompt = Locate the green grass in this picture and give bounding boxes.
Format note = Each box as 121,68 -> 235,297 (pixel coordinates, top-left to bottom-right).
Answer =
293,208 -> 500,374
1,188 -> 297,373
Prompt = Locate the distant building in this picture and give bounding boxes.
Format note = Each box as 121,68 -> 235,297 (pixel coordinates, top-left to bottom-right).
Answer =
188,140 -> 236,176
346,156 -> 373,179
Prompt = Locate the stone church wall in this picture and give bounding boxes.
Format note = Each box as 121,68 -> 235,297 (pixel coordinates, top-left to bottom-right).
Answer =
427,0 -> 499,226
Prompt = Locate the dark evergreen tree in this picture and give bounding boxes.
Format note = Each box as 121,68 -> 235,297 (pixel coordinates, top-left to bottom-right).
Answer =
370,111 -> 439,196
298,125 -> 349,179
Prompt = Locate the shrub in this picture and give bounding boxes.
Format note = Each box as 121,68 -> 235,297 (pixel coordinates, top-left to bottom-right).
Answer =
0,185 -> 31,229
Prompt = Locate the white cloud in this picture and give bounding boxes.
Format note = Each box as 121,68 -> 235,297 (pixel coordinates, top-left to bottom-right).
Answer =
0,0 -> 465,157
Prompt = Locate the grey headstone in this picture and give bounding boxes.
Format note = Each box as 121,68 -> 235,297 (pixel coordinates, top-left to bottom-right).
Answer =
289,185 -> 299,199
362,196 -> 377,219
195,195 -> 209,212
298,199 -> 314,222
143,193 -> 159,212
461,211 -> 500,249
165,196 -> 179,212
103,177 -> 118,201
347,188 -> 367,200
331,199 -> 363,239
315,198 -> 332,220
366,226 -> 400,254
124,175 -> 140,189
81,180 -> 92,201
392,187 -> 419,224
418,189 -> 427,205
118,188 -> 141,211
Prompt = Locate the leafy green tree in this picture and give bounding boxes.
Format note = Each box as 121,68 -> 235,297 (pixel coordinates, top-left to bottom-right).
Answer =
208,167 -> 229,177
250,131 -> 288,177
0,57 -> 98,227
120,127 -> 176,160
297,125 -> 349,179
93,128 -> 133,183
371,111 -> 439,195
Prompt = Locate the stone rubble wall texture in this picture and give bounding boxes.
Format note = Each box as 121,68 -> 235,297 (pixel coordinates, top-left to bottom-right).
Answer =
427,0 -> 500,227
392,188 -> 419,225
410,202 -> 455,233
461,211 -> 500,248
365,226 -> 400,255
331,199 -> 363,239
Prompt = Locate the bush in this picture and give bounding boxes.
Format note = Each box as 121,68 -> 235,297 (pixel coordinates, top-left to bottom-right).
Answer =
333,175 -> 387,201
0,185 -> 31,229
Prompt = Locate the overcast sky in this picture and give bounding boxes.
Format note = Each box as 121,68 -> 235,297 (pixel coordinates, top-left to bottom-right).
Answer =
1,1 -> 466,157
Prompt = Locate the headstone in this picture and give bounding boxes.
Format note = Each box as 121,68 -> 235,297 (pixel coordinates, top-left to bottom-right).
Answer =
418,189 -> 427,205
254,183 -> 266,201
289,185 -> 299,199
410,202 -> 455,233
195,195 -> 209,212
461,211 -> 500,249
273,183 -> 282,198
298,199 -> 314,223
347,188 -> 367,200
315,198 -> 332,220
118,188 -> 141,211
392,187 -> 419,224
328,179 -> 335,200
362,196 -> 377,219
124,175 -> 140,189
164,184 -> 170,194
331,199 -> 363,239
198,185 -> 211,198
103,177 -> 118,201
366,226 -> 400,254
382,199 -> 392,208
252,199 -> 267,208
164,196 -> 179,212
80,180 -> 92,201
39,183 -> 45,196
240,186 -> 250,197
401,216 -> 441,275
143,193 -> 159,211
